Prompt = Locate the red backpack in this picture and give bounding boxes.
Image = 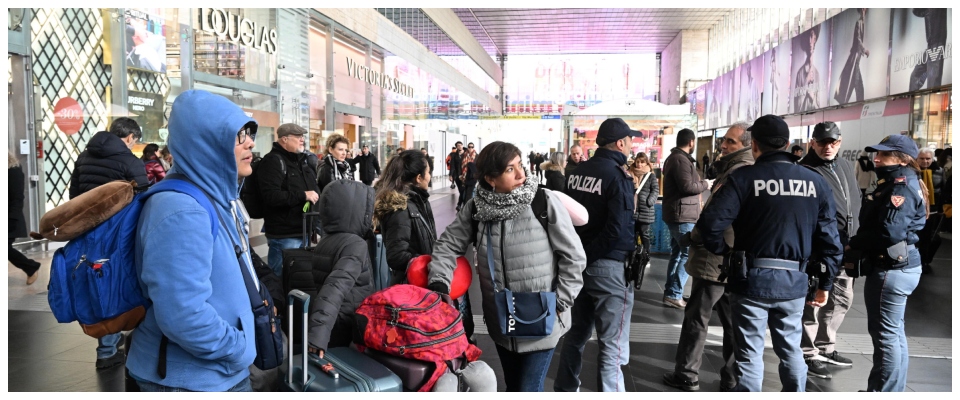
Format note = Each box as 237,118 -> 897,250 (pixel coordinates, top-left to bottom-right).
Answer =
355,284 -> 481,391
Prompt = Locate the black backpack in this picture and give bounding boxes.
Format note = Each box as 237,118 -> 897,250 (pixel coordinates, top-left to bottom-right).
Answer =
241,153 -> 285,219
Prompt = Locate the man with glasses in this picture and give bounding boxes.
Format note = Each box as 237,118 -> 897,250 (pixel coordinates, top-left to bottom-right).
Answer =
127,90 -> 259,391
798,121 -> 861,379
67,116 -> 150,370
258,123 -> 320,277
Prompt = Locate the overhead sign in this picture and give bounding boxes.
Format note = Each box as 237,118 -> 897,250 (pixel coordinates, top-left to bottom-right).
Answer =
198,8 -> 277,54
346,57 -> 414,98
860,101 -> 886,119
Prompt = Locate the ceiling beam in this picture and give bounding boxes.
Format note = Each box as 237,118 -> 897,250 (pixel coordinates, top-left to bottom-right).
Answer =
421,8 -> 502,86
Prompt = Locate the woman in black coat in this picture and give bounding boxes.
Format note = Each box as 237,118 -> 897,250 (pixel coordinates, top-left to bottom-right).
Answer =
630,153 -> 659,254
540,151 -> 567,191
8,151 -> 41,285
373,150 -> 438,286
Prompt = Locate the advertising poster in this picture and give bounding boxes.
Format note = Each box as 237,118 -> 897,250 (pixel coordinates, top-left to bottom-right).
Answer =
890,8 -> 952,95
705,79 -> 721,129
739,57 -> 763,123
829,8 -> 891,106
124,9 -> 167,73
790,22 -> 831,114
127,90 -> 166,143
763,44 -> 792,115
721,67 -> 739,127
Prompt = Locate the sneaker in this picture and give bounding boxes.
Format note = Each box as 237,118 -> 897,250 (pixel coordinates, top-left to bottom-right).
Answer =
663,297 -> 687,309
96,349 -> 125,370
819,350 -> 853,367
805,358 -> 832,379
662,372 -> 699,391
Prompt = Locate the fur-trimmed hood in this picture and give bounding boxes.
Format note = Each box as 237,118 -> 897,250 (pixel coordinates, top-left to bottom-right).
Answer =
540,161 -> 563,172
374,190 -> 408,224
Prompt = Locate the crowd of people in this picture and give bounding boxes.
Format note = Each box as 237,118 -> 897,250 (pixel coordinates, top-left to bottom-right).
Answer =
8,93 -> 951,391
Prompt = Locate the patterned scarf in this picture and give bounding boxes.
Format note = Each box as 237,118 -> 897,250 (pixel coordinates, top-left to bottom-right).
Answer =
473,165 -> 538,222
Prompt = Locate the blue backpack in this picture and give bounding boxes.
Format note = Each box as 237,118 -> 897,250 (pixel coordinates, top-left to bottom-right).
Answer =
47,176 -> 216,338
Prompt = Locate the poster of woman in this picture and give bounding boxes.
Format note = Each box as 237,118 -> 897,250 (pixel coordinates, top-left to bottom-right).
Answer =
762,43 -> 791,116
829,8 -> 891,106
790,22 -> 831,114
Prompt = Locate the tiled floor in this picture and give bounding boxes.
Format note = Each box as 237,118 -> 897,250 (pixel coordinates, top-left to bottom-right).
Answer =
8,182 -> 953,392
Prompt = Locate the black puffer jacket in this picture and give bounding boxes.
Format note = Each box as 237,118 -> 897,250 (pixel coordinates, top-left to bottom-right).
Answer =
632,171 -> 659,224
374,186 -> 437,286
69,131 -> 149,198
308,180 -> 375,351
260,143 -> 321,238
317,154 -> 354,193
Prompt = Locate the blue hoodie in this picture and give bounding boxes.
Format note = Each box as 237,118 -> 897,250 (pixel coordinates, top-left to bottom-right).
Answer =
129,90 -> 257,391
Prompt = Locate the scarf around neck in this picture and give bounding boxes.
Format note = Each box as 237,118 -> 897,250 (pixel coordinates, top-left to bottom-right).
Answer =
473,165 -> 538,222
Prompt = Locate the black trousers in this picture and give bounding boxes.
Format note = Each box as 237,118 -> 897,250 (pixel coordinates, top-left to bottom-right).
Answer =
635,222 -> 652,254
673,277 -> 737,388
361,179 -> 374,186
8,237 -> 40,277
917,213 -> 944,265
453,176 -> 466,207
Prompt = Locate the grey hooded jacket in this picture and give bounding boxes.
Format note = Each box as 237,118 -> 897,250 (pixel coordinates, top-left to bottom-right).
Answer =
427,189 -> 586,353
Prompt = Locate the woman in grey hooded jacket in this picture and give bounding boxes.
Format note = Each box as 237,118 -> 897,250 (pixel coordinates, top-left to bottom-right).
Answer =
427,141 -> 586,392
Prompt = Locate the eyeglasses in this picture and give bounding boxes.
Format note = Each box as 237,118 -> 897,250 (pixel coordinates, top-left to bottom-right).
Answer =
468,146 -> 474,149
816,139 -> 841,148
237,126 -> 256,144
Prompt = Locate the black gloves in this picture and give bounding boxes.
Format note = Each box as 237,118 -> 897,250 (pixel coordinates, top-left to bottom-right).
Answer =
427,281 -> 449,295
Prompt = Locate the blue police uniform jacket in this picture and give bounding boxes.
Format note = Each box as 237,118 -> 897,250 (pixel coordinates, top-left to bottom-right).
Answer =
564,148 -> 636,265
697,151 -> 843,300
849,165 -> 926,266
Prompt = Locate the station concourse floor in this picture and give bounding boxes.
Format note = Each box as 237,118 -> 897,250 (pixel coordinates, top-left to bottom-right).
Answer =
7,178 -> 953,392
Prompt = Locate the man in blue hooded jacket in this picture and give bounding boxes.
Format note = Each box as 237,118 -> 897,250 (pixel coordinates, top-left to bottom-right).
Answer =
127,90 -> 258,391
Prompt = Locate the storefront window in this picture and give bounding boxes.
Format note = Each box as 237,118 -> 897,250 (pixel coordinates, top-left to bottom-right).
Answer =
192,8 -> 278,88
912,92 -> 953,149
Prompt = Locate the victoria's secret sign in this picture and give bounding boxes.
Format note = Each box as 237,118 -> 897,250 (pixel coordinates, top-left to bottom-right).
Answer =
198,8 -> 277,54
346,57 -> 414,98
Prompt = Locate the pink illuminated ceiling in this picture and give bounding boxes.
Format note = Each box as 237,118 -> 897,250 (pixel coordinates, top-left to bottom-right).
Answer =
453,8 -> 734,55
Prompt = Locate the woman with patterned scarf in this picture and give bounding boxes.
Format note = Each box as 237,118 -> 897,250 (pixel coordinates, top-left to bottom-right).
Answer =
425,141 -> 586,391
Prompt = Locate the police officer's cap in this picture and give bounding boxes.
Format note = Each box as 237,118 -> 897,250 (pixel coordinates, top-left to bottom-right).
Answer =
595,118 -> 642,146
812,121 -> 841,141
865,134 -> 919,159
747,115 -> 790,144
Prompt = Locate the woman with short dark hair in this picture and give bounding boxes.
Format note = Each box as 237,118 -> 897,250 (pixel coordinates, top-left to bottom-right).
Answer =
426,141 -> 586,392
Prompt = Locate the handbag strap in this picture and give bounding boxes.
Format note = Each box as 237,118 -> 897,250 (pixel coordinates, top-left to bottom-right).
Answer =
635,172 -> 650,196
485,222 -> 500,291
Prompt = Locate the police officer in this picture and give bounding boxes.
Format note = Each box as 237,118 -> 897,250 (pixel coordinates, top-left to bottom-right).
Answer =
798,122 -> 862,379
697,115 -> 843,392
555,117 -> 639,392
848,135 -> 926,392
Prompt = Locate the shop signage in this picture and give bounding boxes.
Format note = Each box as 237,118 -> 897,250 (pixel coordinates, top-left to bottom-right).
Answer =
127,90 -> 165,143
54,97 -> 84,135
860,101 -> 886,119
198,8 -> 277,54
346,57 -> 414,98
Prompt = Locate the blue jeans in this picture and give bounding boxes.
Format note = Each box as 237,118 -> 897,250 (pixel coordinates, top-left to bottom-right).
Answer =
494,344 -> 555,392
555,258 -> 634,392
665,222 -> 694,299
864,262 -> 921,392
730,293 -> 806,392
97,332 -> 122,359
135,376 -> 252,392
267,237 -> 305,278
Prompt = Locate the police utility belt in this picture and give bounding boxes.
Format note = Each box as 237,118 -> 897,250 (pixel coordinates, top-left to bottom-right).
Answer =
718,251 -> 808,283
845,241 -> 915,277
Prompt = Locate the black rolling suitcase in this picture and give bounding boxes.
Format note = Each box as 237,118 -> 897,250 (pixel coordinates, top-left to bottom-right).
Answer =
280,290 -> 402,392
282,212 -> 320,298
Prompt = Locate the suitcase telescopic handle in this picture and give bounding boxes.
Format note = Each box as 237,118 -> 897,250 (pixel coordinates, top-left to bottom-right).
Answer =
287,290 -> 311,387
302,212 -> 321,248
